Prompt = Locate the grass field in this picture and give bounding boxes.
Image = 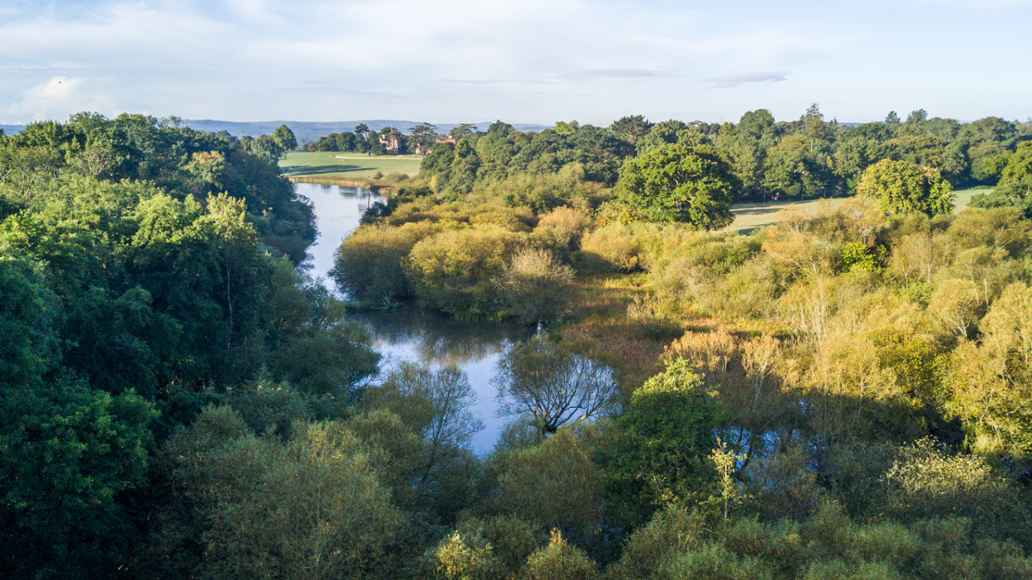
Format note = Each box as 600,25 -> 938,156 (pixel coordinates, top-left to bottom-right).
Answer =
280,151 -> 423,184
726,186 -> 992,232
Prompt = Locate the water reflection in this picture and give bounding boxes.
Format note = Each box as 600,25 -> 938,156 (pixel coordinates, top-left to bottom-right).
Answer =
296,182 -> 531,455
294,182 -> 382,291
351,308 -> 531,454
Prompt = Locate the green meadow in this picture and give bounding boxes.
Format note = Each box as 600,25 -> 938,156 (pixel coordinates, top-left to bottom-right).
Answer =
727,186 -> 992,232
280,151 -> 424,184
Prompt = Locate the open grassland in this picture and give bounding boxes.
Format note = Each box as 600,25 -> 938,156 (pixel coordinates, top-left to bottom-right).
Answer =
280,151 -> 423,185
727,186 -> 991,232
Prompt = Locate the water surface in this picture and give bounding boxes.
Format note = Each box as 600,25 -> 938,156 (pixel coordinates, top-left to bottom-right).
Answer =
296,182 -> 528,454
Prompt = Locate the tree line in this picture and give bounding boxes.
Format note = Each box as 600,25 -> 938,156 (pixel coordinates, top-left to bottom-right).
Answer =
420,108 -> 1032,204
304,122 -> 438,155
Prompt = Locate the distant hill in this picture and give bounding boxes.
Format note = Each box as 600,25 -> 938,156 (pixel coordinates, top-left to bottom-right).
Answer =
0,124 -> 24,135
182,120 -> 550,144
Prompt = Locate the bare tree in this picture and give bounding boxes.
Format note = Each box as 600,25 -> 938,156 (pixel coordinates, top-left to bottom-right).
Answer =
495,336 -> 619,435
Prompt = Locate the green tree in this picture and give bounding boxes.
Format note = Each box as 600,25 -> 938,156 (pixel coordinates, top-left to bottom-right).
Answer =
610,115 -> 653,145
492,430 -> 604,542
162,408 -> 403,580
616,141 -> 736,228
0,380 -> 157,577
973,141 -> 1032,215
604,358 -> 724,524
856,158 -> 953,216
272,124 -> 298,152
409,122 -> 438,153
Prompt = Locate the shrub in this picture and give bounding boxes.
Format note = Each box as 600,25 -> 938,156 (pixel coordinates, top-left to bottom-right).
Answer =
579,222 -> 646,272
434,531 -> 496,580
521,529 -> 598,580
332,221 -> 438,303
405,226 -> 525,318
532,206 -> 592,257
606,505 -> 704,579
658,543 -> 774,580
434,515 -> 543,580
500,247 -> 575,323
491,430 -> 603,542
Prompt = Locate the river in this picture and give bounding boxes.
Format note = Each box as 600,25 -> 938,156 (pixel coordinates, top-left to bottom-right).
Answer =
295,182 -> 527,454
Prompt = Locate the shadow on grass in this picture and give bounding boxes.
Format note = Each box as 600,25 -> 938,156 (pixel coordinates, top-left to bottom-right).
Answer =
281,164 -> 363,176
730,207 -> 783,217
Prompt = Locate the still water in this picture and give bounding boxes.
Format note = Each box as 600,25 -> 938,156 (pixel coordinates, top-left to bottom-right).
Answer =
294,182 -> 528,454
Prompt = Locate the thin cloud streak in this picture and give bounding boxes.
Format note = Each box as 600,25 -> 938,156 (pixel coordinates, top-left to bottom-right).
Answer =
708,72 -> 790,89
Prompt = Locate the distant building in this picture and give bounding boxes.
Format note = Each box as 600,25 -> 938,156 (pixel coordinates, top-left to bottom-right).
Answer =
379,132 -> 402,154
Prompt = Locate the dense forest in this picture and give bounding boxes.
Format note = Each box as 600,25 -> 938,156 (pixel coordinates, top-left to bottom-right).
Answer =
420,108 -> 1032,207
3,108 -> 1032,579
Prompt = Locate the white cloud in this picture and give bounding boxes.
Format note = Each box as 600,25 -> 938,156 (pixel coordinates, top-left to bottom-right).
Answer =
6,76 -> 118,122
0,0 -> 1027,123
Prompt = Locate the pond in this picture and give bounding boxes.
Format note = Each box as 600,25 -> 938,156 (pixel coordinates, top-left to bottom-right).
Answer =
295,182 -> 529,454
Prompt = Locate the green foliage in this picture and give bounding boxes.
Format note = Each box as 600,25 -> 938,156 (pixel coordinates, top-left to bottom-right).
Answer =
5,107 -> 1032,577
616,141 -> 736,228
420,121 -> 631,193
857,158 -> 954,216
272,124 -> 298,152
0,380 -> 157,577
603,358 -> 724,525
973,141 -> 1032,215
500,247 -> 575,323
0,257 -> 58,385
333,221 -> 439,303
433,515 -> 542,580
159,407 -> 404,579
405,226 -> 525,318
521,529 -> 599,580
491,430 -> 604,542
946,282 -> 1032,461
605,499 -> 1032,579
883,439 -> 1032,545
606,504 -> 705,579
0,115 -> 380,577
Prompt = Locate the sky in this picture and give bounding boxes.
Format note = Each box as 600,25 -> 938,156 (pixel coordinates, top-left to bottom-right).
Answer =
2,0 -> 1031,125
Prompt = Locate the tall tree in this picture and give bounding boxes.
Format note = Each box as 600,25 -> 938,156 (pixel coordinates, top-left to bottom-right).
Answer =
409,122 -> 438,153
616,141 -> 736,228
610,115 -> 653,145
857,158 -> 954,216
272,124 -> 298,152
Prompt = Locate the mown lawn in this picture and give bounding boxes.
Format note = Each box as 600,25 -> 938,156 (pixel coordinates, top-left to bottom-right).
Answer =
726,186 -> 992,232
280,151 -> 423,184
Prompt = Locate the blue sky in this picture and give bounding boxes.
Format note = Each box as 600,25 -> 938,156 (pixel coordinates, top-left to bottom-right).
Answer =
2,0 -> 1030,125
